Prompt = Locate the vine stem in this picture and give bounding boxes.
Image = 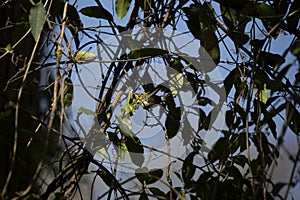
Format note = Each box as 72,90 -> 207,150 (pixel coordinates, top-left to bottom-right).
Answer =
0,1 -> 50,198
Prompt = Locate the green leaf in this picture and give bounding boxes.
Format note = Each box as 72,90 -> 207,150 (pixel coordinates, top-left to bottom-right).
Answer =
66,4 -> 82,28
80,6 -> 113,21
139,191 -> 149,200
257,3 -> 277,17
224,67 -> 241,97
148,187 -> 166,198
227,31 -> 249,46
221,5 -> 238,29
128,48 -> 168,59
116,0 -> 132,19
125,136 -> 144,166
183,3 -> 220,64
254,83 -> 268,104
199,109 -> 211,130
5,44 -> 13,54
272,182 -> 286,196
250,39 -> 266,55
200,31 -> 220,65
287,0 -> 300,33
116,115 -> 134,138
224,165 -> 243,188
165,107 -> 181,139
208,137 -> 228,162
78,106 -> 97,116
225,110 -> 234,129
64,93 -> 73,109
169,73 -> 184,97
96,147 -> 107,159
118,141 -> 128,161
122,103 -> 136,115
256,3 -> 280,37
29,2 -> 46,42
291,40 -> 300,59
96,168 -> 114,188
75,51 -> 96,63
257,52 -> 285,68
63,78 -> 73,108
286,101 -> 300,135
238,132 -> 247,152
135,167 -> 163,184
232,155 -> 248,167
182,152 -> 196,183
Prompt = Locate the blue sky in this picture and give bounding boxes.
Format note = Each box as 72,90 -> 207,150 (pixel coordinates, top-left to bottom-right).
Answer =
67,0 -> 300,198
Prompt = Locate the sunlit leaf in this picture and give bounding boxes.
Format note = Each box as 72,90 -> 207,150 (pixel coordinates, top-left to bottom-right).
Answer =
96,147 -> 107,159
121,90 -> 136,115
5,44 -> 13,54
254,83 -> 268,104
122,103 -> 136,115
78,106 -> 97,116
116,115 -> 134,138
64,93 -> 73,109
63,78 -> 73,108
116,0 -> 132,19
29,2 -> 46,42
169,73 -> 184,97
75,51 -> 96,63
118,140 -> 128,160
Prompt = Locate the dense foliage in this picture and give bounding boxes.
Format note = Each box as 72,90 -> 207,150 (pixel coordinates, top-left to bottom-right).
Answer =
0,0 -> 300,199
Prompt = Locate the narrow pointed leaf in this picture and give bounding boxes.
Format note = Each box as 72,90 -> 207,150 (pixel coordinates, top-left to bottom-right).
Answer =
29,2 -> 46,42
254,83 -> 268,104
80,6 -> 113,21
75,51 -> 96,63
125,136 -> 144,166
116,115 -> 134,138
128,48 -> 168,59
78,107 -> 97,116
116,0 -> 132,19
169,73 -> 184,97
